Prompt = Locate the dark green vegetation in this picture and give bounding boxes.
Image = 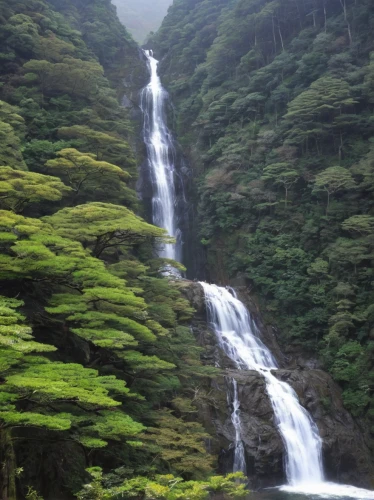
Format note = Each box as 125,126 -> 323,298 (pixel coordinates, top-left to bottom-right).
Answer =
152,0 -> 374,428
0,1 -> 247,498
112,0 -> 172,43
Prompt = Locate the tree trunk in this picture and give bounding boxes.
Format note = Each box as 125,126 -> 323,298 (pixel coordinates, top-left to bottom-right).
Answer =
0,429 -> 16,500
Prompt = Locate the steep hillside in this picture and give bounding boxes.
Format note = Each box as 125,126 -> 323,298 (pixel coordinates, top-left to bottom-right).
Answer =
0,1 -> 232,498
152,0 -> 374,433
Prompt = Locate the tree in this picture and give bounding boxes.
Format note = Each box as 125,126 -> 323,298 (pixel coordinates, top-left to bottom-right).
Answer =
0,296 -> 144,497
285,77 -> 356,122
45,148 -> 130,201
141,410 -> 213,477
0,167 -> 71,213
342,215 -> 374,236
44,202 -> 168,257
35,33 -> 75,63
2,14 -> 39,57
261,162 -> 299,206
312,166 -> 356,211
23,58 -> 105,101
57,126 -> 135,172
0,101 -> 27,170
0,122 -> 27,171
284,77 -> 357,151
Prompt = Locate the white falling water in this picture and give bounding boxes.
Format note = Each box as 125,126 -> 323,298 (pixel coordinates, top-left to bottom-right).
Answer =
140,50 -> 180,261
229,378 -> 246,473
200,282 -> 324,486
139,47 -> 374,500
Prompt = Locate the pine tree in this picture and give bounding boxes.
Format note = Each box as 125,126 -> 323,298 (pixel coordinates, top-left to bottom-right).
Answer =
0,167 -> 70,213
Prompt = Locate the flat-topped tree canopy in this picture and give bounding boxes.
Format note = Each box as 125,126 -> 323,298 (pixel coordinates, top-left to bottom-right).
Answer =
0,167 -> 71,213
45,148 -> 134,205
57,125 -> 136,174
44,202 -> 171,257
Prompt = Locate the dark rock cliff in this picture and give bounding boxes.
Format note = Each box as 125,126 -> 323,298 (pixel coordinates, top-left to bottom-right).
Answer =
177,280 -> 374,489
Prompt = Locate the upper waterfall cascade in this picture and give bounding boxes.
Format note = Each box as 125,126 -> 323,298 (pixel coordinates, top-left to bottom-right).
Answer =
200,282 -> 324,485
140,50 -> 181,261
140,48 -> 374,499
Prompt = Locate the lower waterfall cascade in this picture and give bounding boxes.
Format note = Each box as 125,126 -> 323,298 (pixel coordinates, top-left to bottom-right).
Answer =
229,378 -> 246,474
200,282 -> 324,486
139,49 -> 374,499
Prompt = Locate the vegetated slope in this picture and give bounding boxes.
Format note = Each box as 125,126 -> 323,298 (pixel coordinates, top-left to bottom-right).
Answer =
0,1 -> 239,498
152,0 -> 374,431
112,0 -> 172,43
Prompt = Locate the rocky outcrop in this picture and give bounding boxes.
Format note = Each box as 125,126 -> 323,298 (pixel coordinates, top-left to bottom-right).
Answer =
177,280 -> 374,489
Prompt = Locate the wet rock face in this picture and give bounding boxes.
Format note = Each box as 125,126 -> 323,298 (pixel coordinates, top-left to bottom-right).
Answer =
180,281 -> 374,489
276,369 -> 373,487
216,370 -> 285,488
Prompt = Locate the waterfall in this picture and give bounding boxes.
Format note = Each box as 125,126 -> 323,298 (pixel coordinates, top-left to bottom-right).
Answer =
229,378 -> 246,473
140,50 -> 181,261
139,47 -> 374,499
200,282 -> 324,486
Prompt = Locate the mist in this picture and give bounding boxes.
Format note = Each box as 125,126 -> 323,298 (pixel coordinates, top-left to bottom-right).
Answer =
112,0 -> 172,43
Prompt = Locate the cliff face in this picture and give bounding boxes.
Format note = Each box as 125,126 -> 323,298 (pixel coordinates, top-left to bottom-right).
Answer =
180,281 -> 373,489
151,0 -> 374,443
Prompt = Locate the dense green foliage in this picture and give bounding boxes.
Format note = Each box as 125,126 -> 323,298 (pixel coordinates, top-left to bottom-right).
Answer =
0,1 -> 225,498
153,0 -> 374,428
77,469 -> 246,500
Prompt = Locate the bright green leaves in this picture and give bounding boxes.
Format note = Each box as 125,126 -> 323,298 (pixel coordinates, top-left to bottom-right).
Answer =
0,296 -> 55,372
57,126 -> 136,174
44,202 -> 168,257
342,215 -> 374,235
0,167 -> 70,213
5,361 -> 125,407
312,166 -> 356,209
141,410 -> 213,477
0,411 -> 72,431
0,210 -> 164,352
118,351 -> 175,372
77,471 -> 247,500
0,299 -> 145,449
89,411 -> 145,442
45,148 -> 131,203
286,77 -> 356,121
284,77 -> 357,147
0,0 -> 205,495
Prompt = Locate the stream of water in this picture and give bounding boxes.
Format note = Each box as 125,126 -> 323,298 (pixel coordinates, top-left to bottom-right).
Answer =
201,283 -> 324,485
140,49 -> 181,261
140,49 -> 374,500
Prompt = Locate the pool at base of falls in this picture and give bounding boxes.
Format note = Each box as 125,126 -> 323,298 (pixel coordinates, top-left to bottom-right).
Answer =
279,482 -> 374,499
249,483 -> 374,500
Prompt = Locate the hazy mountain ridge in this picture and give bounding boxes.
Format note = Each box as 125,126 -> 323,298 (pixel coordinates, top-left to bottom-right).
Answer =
112,0 -> 172,43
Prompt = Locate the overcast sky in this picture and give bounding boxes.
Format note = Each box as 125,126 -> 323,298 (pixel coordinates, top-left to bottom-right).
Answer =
112,0 -> 172,43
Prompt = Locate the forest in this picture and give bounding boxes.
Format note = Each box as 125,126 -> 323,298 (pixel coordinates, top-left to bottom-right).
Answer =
0,0 -> 249,498
152,0 -> 374,436
1,0 -> 374,497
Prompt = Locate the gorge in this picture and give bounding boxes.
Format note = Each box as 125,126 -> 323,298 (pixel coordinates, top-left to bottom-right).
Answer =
138,44 -> 374,497
0,0 -> 374,498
